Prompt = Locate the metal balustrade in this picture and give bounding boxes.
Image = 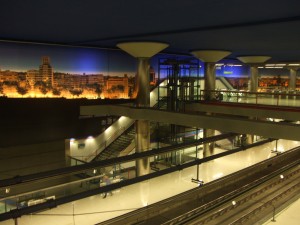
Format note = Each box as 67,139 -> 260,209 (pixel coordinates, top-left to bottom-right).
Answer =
198,89 -> 300,107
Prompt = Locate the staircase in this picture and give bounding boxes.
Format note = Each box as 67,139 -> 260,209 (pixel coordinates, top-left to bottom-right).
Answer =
90,80 -> 169,162
152,96 -> 168,110
93,125 -> 135,161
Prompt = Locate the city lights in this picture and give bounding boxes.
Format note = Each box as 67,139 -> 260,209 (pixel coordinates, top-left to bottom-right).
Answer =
0,56 -> 136,99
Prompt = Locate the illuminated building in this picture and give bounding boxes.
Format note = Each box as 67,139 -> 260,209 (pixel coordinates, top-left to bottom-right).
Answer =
105,74 -> 129,98
38,56 -> 53,86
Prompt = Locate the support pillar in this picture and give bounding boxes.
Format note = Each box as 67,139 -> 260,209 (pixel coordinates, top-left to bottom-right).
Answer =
289,68 -> 297,90
246,134 -> 254,145
204,62 -> 216,100
203,128 -> 215,157
136,58 -> 150,107
191,50 -> 231,156
237,56 -> 271,145
237,56 -> 271,92
117,42 -> 169,176
249,66 -> 259,92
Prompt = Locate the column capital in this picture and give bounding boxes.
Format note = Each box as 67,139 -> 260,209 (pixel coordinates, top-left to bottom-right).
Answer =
117,41 -> 169,58
190,50 -> 231,62
237,56 -> 271,64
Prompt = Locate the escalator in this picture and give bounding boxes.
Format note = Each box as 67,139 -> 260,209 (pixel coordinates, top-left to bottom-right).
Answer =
90,81 -> 169,162
92,125 -> 135,161
87,76 -> 233,162
152,96 -> 168,110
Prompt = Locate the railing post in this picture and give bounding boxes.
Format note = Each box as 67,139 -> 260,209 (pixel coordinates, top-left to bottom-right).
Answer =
271,202 -> 276,222
256,92 -> 258,105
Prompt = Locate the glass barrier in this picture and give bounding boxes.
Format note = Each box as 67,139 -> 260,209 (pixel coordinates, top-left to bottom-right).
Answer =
0,141 -> 210,215
0,133 -> 242,216
199,90 -> 300,107
0,163 -> 133,215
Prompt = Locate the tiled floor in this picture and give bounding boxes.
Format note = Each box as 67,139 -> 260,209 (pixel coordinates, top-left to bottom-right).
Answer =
263,195 -> 300,225
2,139 -> 299,225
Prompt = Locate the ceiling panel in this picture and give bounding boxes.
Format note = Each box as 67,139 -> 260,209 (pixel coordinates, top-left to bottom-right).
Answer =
0,0 -> 300,62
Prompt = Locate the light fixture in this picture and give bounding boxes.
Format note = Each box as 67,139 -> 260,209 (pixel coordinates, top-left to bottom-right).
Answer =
5,188 -> 10,194
232,200 -> 236,206
280,174 -> 284,179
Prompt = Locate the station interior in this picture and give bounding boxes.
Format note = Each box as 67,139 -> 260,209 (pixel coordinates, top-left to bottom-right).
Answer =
1,1 -> 300,225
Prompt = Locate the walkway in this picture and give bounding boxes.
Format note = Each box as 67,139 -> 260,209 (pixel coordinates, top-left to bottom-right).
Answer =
1,139 -> 300,225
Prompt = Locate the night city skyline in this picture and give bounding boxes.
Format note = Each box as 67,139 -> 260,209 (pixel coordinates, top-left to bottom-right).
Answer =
0,42 -> 137,75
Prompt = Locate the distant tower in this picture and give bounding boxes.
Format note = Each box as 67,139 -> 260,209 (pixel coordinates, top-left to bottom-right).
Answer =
39,56 -> 53,86
149,66 -> 156,85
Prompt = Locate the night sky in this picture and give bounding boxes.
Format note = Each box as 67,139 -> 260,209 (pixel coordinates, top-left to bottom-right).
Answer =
0,42 -> 136,75
0,42 -> 263,78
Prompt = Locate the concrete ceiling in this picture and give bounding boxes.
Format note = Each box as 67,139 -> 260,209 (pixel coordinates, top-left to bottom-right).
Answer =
1,0 -> 300,62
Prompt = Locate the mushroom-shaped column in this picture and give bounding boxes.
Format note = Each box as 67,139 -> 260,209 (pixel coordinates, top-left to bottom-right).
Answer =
117,42 -> 169,176
191,50 -> 231,100
237,56 -> 271,92
191,50 -> 231,157
238,56 -> 270,145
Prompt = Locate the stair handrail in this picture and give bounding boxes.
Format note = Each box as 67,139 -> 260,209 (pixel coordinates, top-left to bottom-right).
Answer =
71,122 -> 134,163
70,79 -> 168,163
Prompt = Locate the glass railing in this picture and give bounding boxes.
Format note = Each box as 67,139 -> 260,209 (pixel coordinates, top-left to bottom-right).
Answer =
1,135 -> 223,216
198,89 -> 300,107
0,163 -> 132,215
71,124 -> 133,163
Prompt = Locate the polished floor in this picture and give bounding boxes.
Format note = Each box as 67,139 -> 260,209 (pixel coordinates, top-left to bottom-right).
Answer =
263,196 -> 300,225
223,95 -> 300,107
2,139 -> 300,225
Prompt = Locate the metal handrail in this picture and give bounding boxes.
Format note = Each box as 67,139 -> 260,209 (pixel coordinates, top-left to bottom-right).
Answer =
199,89 -> 300,107
71,125 -> 131,163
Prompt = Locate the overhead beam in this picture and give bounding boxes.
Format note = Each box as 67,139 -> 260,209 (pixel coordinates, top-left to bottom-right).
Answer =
81,105 -> 300,141
185,102 -> 300,121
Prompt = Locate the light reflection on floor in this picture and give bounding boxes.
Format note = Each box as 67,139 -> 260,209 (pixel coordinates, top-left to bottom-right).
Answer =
2,139 -> 300,225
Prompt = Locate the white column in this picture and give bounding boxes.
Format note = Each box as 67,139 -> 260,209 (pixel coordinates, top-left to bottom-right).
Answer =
117,42 -> 169,176
289,68 -> 297,90
191,50 -> 231,156
237,56 -> 271,92
249,66 -> 258,92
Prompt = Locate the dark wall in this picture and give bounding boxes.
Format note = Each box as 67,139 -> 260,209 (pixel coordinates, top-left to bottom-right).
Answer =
0,97 -> 133,147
